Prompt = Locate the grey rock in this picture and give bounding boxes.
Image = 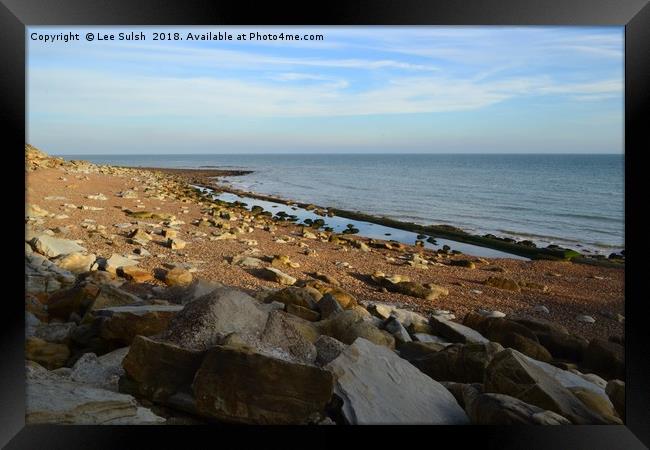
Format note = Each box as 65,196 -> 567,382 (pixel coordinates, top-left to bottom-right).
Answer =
31,234 -> 86,258
162,287 -> 269,351
25,361 -> 164,424
316,293 -> 344,319
314,335 -> 347,366
429,316 -> 489,344
484,348 -> 617,424
383,316 -> 412,345
34,322 -> 76,344
325,338 -> 469,424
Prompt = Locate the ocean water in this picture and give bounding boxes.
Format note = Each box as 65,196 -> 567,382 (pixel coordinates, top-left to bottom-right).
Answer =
62,153 -> 624,254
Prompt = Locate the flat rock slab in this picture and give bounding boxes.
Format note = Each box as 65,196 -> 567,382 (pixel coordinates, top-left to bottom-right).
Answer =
31,234 -> 86,258
26,362 -> 164,425
92,305 -> 183,346
325,338 -> 469,424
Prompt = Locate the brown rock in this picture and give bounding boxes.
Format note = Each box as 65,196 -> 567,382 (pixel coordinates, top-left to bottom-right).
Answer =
484,348 -> 616,424
26,337 -> 69,370
265,286 -> 319,310
304,280 -> 357,308
121,335 -> 205,402
315,294 -> 344,319
465,392 -> 571,425
119,266 -> 153,283
93,305 -> 183,346
605,380 -> 625,420
582,338 -> 624,380
410,342 -> 504,383
483,276 -> 520,292
286,303 -> 320,322
318,310 -> 395,349
46,285 -> 99,321
165,267 -> 193,287
192,344 -> 334,424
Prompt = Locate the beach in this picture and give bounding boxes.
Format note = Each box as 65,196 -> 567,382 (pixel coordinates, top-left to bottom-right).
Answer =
24,145 -> 625,425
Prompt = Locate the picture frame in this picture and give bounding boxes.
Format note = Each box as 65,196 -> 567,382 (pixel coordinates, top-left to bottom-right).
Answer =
2,0 -> 648,447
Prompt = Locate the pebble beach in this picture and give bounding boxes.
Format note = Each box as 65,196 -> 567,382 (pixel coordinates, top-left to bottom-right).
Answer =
24,144 -> 626,425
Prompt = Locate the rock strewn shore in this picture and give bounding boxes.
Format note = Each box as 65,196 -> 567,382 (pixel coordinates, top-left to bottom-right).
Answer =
25,144 -> 625,425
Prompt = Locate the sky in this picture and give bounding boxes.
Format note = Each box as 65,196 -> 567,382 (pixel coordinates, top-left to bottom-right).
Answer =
27,26 -> 624,154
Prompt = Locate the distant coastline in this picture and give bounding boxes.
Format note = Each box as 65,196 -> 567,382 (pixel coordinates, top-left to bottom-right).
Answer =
60,154 -> 622,264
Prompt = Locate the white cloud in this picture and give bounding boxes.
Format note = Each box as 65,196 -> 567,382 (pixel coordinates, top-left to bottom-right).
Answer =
28,66 -> 621,121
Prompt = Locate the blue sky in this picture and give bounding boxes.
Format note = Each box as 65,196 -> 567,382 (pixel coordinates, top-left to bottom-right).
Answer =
27,26 -> 623,154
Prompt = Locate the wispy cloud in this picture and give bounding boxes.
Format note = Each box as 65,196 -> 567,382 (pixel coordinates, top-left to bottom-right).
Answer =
27,26 -> 624,153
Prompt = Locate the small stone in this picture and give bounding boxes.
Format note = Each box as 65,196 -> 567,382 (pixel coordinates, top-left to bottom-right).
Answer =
534,305 -> 550,314
576,315 -> 595,324
167,238 -> 187,250
477,309 -> 506,319
119,266 -> 153,283
261,267 -> 296,286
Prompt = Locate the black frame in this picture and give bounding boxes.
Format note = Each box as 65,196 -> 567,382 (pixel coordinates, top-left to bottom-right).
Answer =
2,0 -> 649,447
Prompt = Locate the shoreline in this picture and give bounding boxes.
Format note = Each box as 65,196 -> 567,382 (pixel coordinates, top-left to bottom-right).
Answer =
139,166 -> 625,267
25,145 -> 625,425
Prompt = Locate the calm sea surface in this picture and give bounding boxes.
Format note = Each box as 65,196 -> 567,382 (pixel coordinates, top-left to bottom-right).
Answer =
62,154 -> 624,254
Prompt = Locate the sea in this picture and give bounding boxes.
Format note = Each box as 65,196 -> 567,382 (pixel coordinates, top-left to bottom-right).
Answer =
61,153 -> 625,255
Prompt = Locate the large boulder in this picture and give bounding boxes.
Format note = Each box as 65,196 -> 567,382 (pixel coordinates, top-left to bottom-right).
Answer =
512,318 -> 587,363
325,338 -> 469,424
26,361 -> 165,424
606,380 -> 625,420
192,344 -> 334,424
318,310 -> 395,349
484,348 -> 618,424
465,392 -> 571,425
258,310 -> 318,364
463,312 -> 552,362
121,335 -> 206,402
410,342 -> 504,383
582,338 -> 624,380
162,287 -> 270,351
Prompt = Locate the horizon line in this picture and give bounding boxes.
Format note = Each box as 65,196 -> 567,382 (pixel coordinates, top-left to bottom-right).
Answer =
52,152 -> 624,156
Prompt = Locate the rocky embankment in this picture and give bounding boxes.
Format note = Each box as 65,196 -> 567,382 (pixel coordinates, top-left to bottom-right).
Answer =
24,145 -> 625,425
